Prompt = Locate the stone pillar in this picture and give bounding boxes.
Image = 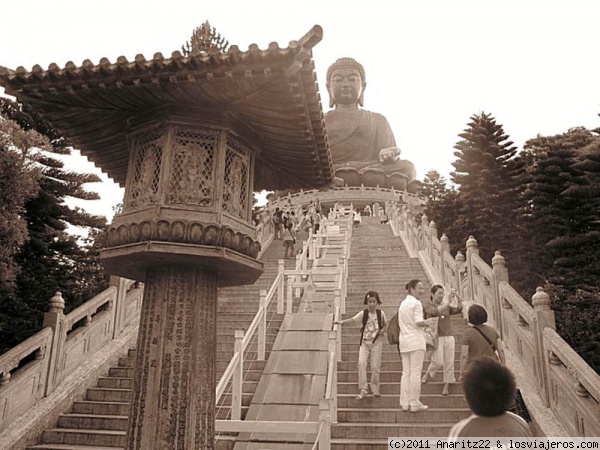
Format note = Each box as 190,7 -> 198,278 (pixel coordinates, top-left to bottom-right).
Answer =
127,266 -> 217,449
440,234 -> 450,285
492,251 -> 509,336
110,276 -> 129,339
465,236 -> 479,304
43,292 -> 66,395
429,220 -> 437,266
531,287 -> 556,406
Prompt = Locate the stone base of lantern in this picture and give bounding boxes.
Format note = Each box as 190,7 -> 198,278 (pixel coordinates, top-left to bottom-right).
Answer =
101,241 -> 263,287
126,265 -> 218,450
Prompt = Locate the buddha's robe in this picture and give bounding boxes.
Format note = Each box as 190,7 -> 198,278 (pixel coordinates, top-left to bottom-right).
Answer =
324,108 -> 416,182
325,108 -> 395,167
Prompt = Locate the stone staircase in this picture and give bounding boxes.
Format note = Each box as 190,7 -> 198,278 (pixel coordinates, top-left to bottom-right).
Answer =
26,236 -> 299,450
331,216 -> 471,449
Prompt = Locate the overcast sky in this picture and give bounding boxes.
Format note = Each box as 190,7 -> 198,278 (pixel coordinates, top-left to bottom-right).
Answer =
2,0 -> 599,222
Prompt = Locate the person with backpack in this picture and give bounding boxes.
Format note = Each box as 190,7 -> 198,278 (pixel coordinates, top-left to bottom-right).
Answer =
334,291 -> 387,399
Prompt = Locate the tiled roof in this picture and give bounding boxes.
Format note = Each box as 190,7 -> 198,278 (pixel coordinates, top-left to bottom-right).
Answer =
0,25 -> 332,191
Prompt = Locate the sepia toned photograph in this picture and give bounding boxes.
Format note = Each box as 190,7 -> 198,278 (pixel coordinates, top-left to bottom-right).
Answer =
0,1 -> 599,448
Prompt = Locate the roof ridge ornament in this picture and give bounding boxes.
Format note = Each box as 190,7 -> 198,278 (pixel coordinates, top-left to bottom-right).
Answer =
182,21 -> 229,56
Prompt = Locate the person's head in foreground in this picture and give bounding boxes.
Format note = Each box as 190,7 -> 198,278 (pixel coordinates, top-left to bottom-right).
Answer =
463,357 -> 515,417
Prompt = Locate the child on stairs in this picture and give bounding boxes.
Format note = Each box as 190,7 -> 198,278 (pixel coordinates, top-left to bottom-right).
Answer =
334,291 -> 388,399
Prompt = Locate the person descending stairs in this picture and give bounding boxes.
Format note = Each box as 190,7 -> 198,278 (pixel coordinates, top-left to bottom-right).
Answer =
331,215 -> 471,449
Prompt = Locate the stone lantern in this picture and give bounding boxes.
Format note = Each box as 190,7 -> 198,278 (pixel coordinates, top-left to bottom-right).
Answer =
1,23 -> 331,449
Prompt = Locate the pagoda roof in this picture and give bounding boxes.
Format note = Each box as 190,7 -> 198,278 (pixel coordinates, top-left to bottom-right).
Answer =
0,25 -> 332,191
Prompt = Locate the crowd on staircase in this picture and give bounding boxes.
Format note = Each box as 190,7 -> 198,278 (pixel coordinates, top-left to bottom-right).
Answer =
335,211 -> 533,440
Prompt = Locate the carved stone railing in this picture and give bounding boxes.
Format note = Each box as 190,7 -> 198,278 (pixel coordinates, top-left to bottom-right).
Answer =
269,186 -> 425,211
387,202 -> 600,437
0,277 -> 143,432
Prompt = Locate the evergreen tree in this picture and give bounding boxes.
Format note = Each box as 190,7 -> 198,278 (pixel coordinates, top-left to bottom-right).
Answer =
0,119 -> 44,297
421,170 -> 462,251
521,128 -> 600,289
0,99 -> 109,353
421,170 -> 448,203
519,128 -> 600,374
447,112 -> 524,262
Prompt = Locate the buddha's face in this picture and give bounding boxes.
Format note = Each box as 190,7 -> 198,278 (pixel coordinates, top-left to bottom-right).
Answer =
328,66 -> 365,107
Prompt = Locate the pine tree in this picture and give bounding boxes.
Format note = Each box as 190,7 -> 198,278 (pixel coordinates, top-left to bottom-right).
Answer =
421,170 -> 448,203
519,128 -> 600,374
521,128 -> 600,289
0,119 -> 44,297
0,99 -> 109,353
448,112 -> 524,262
421,170 -> 462,251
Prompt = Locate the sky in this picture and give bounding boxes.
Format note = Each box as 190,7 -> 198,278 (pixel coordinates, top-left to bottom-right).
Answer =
2,0 -> 600,223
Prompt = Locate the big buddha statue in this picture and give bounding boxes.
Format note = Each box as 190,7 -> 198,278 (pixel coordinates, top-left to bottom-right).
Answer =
325,57 -> 419,192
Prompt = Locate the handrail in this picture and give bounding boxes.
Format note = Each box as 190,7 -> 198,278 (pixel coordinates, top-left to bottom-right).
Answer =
0,277 -> 143,435
386,200 -> 600,437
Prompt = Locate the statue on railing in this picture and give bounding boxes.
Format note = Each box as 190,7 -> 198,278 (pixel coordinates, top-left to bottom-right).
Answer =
325,58 -> 419,192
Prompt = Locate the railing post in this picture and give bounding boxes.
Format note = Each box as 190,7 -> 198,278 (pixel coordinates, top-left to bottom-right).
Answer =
286,275 -> 294,314
232,329 -> 244,420
277,259 -> 285,314
318,398 -> 332,450
440,234 -> 450,285
110,276 -> 128,339
455,251 -> 466,299
43,291 -> 67,396
328,330 -> 338,423
531,287 -> 556,407
294,254 -> 302,298
334,289 -> 342,362
258,290 -> 267,361
465,236 -> 479,303
492,251 -> 509,334
302,241 -> 308,270
429,220 -> 437,264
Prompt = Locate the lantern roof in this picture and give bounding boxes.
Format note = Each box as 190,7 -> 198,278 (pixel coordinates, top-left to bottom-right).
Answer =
0,25 -> 332,190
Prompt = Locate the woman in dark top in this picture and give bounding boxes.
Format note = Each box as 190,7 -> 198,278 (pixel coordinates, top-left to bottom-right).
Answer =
458,304 -> 506,381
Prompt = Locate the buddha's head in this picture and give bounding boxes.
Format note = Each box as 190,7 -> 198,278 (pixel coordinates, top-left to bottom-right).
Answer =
326,57 -> 366,108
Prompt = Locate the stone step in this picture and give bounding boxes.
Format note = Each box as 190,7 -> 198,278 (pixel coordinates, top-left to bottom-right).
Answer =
337,381 -> 463,395
338,360 -> 456,372
337,371 -> 460,383
72,400 -> 129,416
97,377 -> 132,389
58,413 -> 127,431
86,388 -> 131,403
341,349 -> 461,359
28,444 -> 125,450
41,429 -> 126,447
118,352 -> 272,369
337,407 -> 470,423
337,393 -> 468,409
331,438 -> 390,449
217,392 -> 254,408
331,422 -> 453,439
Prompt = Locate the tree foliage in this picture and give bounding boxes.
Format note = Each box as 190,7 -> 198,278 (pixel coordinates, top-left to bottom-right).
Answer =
0,99 -> 109,354
0,119 -> 45,297
444,112 -> 524,260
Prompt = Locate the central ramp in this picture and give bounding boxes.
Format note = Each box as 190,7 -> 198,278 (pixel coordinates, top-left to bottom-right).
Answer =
234,313 -> 332,449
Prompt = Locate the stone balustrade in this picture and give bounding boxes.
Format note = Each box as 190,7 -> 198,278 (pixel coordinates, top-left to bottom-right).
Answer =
0,278 -> 142,433
387,202 -> 600,437
268,186 -> 425,210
